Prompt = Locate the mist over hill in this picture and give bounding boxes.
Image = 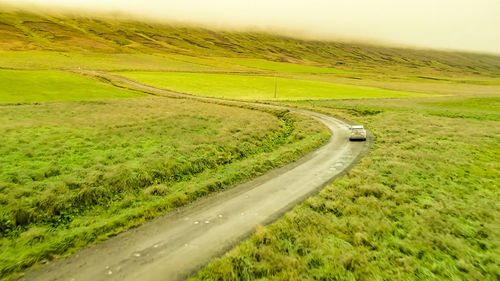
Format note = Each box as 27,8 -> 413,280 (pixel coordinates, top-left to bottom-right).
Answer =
5,0 -> 500,54
1,7 -> 500,76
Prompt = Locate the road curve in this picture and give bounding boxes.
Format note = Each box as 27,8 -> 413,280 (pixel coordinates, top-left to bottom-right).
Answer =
19,74 -> 371,281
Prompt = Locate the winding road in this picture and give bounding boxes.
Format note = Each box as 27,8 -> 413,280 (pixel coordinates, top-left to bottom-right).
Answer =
19,74 -> 371,281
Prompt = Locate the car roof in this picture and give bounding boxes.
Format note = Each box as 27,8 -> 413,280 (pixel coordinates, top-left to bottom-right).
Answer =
351,125 -> 364,129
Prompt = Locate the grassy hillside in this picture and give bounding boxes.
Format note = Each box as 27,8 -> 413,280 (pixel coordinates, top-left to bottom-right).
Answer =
1,7 -> 500,77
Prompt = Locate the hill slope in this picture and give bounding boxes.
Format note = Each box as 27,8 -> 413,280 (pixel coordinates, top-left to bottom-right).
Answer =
1,7 -> 500,76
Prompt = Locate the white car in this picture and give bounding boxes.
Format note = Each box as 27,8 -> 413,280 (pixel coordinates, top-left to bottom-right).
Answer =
349,125 -> 367,141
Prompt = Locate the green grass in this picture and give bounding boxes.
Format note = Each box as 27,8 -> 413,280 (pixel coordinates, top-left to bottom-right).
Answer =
192,96 -> 500,281
117,72 -> 432,100
221,58 -> 351,74
295,95 -> 500,122
0,96 -> 329,279
1,5 -> 499,281
0,51 -> 250,72
0,69 -> 144,103
426,97 -> 500,112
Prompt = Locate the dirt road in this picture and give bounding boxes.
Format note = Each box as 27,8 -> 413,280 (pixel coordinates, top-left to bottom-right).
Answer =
19,75 -> 371,281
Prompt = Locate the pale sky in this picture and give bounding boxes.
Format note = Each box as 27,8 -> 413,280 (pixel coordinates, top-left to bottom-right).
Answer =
5,0 -> 500,54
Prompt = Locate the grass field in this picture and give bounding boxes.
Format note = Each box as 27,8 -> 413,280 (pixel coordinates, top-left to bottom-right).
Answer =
220,58 -> 351,74
426,97 -> 500,113
0,96 -> 329,278
1,5 -> 499,281
0,51 -> 250,72
0,69 -> 144,103
192,96 -> 500,281
116,72 -> 432,100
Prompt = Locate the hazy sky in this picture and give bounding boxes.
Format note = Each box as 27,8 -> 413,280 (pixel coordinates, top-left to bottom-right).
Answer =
6,0 -> 500,54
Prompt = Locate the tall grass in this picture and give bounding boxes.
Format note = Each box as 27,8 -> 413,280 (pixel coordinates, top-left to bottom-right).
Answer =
192,96 -> 500,281
0,97 -> 329,279
0,7 -> 499,280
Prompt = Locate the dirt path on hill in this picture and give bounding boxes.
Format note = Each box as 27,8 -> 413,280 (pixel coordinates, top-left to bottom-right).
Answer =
19,74 -> 372,281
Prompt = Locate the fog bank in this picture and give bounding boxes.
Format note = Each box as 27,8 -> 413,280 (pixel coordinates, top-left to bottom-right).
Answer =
4,0 -> 500,54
